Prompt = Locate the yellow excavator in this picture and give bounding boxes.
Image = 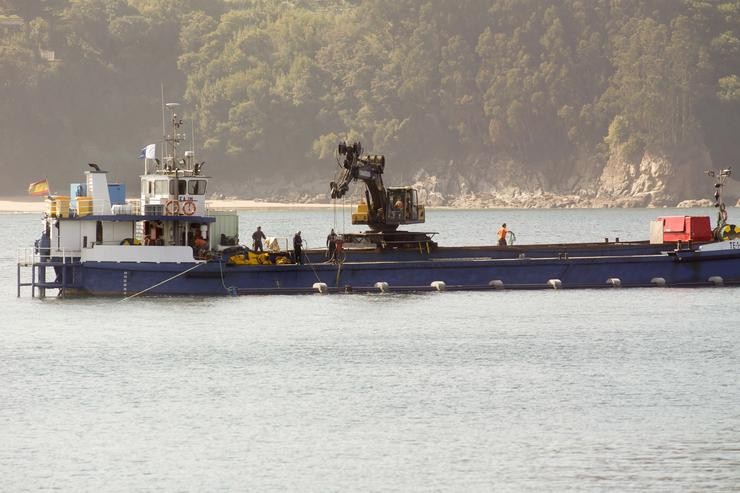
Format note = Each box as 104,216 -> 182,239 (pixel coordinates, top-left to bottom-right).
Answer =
330,141 -> 426,231
330,141 -> 435,247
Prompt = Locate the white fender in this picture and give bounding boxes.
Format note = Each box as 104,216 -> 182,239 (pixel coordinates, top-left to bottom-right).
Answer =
430,281 -> 446,292
708,276 -> 724,286
374,281 -> 389,293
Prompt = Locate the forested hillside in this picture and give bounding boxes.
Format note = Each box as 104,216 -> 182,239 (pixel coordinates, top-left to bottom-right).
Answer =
1,0 -> 739,205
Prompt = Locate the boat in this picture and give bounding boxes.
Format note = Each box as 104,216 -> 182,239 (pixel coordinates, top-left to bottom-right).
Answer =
16,104 -> 740,297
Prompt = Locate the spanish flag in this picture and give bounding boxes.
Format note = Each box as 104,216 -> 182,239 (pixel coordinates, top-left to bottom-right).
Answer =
28,179 -> 50,196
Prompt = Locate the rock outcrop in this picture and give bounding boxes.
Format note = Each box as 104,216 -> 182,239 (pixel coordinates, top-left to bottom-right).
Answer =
218,144 -> 738,208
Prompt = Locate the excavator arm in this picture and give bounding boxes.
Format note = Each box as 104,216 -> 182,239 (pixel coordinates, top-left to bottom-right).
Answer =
330,142 -> 392,230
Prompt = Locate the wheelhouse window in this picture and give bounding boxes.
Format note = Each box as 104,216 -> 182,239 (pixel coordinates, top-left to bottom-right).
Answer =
178,179 -> 187,195
154,180 -> 169,195
188,179 -> 207,195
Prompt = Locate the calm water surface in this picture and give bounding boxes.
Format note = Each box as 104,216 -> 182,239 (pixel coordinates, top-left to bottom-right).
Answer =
1,208 -> 739,491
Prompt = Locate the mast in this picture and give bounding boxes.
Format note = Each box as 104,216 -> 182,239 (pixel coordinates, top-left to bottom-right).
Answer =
161,83 -> 166,166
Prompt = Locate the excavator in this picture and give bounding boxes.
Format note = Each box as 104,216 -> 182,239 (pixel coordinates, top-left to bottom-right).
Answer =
330,141 -> 436,248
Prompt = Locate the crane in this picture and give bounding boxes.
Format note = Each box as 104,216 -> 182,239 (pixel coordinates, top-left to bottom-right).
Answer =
330,141 -> 425,232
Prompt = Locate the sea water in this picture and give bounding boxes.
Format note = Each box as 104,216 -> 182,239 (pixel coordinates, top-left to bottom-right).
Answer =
1,208 -> 739,491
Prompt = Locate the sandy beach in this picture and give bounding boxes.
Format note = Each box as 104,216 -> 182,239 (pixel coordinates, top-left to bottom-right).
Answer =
0,197 -> 336,213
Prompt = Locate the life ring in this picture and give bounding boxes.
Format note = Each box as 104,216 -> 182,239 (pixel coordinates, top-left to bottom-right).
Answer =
165,200 -> 179,215
181,200 -> 196,215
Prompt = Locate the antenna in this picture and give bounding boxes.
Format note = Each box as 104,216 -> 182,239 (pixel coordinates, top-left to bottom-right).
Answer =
165,103 -> 182,167
161,84 -> 165,164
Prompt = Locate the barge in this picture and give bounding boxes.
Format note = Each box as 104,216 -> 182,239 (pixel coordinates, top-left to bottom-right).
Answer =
17,105 -> 740,297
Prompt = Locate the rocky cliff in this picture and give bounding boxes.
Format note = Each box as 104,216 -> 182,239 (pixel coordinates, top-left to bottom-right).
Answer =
219,146 -> 739,208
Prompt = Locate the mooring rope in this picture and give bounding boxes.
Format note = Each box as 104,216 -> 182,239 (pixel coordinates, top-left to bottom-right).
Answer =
120,261 -> 205,301
218,257 -> 238,295
334,255 -> 344,287
301,241 -> 323,284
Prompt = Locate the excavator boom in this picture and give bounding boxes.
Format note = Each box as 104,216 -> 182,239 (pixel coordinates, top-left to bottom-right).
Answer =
329,141 -> 425,232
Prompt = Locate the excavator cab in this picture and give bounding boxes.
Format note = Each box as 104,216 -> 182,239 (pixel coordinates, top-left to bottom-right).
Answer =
351,187 -> 425,227
385,187 -> 425,225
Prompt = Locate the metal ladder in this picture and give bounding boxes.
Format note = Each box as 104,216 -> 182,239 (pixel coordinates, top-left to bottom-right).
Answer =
17,247 -> 82,298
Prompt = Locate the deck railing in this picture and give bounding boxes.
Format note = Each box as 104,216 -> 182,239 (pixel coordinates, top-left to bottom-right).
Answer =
17,246 -> 82,266
48,198 -> 143,217
49,198 -> 215,218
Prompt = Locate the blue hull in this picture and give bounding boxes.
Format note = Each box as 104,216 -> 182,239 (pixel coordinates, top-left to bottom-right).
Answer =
65,245 -> 740,296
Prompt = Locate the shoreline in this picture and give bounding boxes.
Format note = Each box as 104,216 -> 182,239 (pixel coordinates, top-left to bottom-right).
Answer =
0,198 -> 342,214
0,197 -> 727,214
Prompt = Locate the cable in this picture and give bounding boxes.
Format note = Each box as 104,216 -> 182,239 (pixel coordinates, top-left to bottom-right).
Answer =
301,241 -> 323,284
334,251 -> 344,287
120,261 -> 205,301
218,257 -> 238,295
333,197 -> 337,231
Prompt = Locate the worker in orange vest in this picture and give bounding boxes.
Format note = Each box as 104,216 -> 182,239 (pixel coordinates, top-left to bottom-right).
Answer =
497,223 -> 508,246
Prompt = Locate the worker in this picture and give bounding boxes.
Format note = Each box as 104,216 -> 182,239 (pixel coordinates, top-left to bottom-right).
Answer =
497,223 -> 508,246
326,228 -> 337,262
252,226 -> 266,252
293,231 -> 303,265
193,234 -> 208,257
194,234 -> 207,249
393,197 -> 405,220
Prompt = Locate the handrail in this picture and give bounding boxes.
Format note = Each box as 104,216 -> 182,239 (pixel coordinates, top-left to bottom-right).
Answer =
49,198 -> 143,217
16,246 -> 81,266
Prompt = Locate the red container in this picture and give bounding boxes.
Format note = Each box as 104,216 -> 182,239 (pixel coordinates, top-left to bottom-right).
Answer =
658,216 -> 713,242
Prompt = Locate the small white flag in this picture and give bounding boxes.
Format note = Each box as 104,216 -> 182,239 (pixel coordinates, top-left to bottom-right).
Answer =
139,143 -> 156,160
144,143 -> 156,159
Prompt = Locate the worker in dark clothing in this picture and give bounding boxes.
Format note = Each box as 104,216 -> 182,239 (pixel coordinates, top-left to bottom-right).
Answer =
293,231 -> 303,265
326,228 -> 337,262
252,226 -> 266,252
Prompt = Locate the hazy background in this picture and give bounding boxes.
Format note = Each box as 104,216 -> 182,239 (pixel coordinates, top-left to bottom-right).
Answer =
1,0 -> 739,204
